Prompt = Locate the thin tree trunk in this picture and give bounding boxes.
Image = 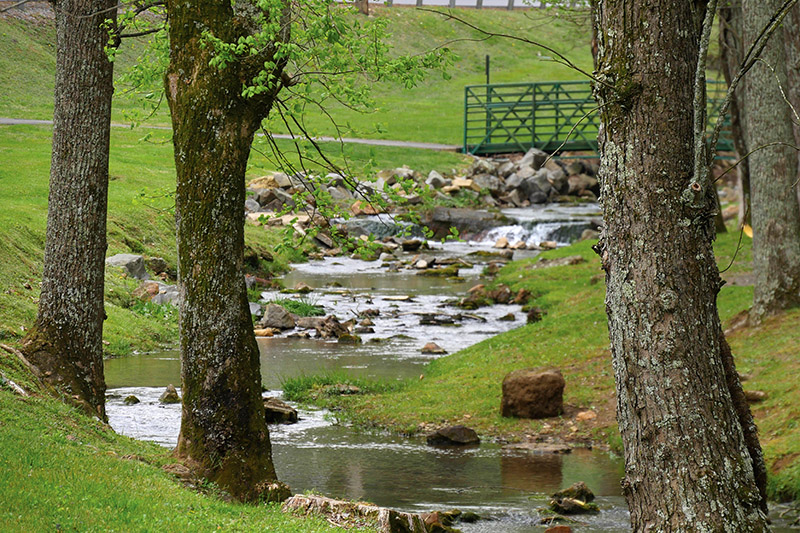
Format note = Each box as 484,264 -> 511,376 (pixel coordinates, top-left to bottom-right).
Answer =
742,0 -> 800,322
165,0 -> 288,502
593,1 -> 768,530
23,0 -> 116,421
720,1 -> 752,229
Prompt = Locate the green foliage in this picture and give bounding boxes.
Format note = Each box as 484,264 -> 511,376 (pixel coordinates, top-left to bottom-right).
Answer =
267,297 -> 325,317
128,300 -> 179,322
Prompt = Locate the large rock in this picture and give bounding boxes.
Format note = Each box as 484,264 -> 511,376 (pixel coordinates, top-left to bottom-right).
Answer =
283,494 -> 428,533
501,368 -> 564,419
426,425 -> 480,446
159,384 -> 181,404
263,397 -> 298,424
472,173 -> 503,193
518,147 -> 548,170
106,254 -> 149,280
426,170 -> 449,189
553,481 -> 595,503
259,304 -> 296,330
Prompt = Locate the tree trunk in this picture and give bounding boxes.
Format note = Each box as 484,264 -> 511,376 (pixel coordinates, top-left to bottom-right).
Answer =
165,0 -> 287,502
593,2 -> 768,530
742,0 -> 800,322
357,0 -> 370,15
23,0 -> 116,421
784,4 -> 800,208
719,1 -> 753,229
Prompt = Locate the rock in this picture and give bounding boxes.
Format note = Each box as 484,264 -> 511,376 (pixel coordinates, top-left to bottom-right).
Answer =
294,282 -> 313,294
283,494 -> 428,533
244,198 -> 261,213
159,384 -> 181,404
426,425 -> 480,446
350,200 -> 382,216
513,289 -> 532,305
539,240 -> 558,249
575,410 -> 597,421
549,497 -> 599,515
580,229 -> 600,241
496,161 -> 515,178
567,173 -> 599,196
249,173 -> 290,189
499,313 -> 516,322
421,510 -> 461,532
545,526 -> 573,533
249,302 -> 263,317
452,177 -> 476,190
553,481 -> 595,503
145,257 -> 169,275
416,265 -> 460,277
487,284 -> 513,304
402,239 -> 424,252
510,241 -> 527,250
123,395 -> 140,405
150,284 -> 180,306
494,237 -> 509,249
328,185 -> 352,201
547,169 -> 569,195
527,307 -> 545,323
473,173 -> 503,192
314,231 -> 335,248
106,253 -> 149,280
501,368 -> 565,419
338,334 -> 362,344
256,481 -> 292,503
253,328 -> 276,337
745,390 -> 768,402
259,304 -> 296,330
426,170 -> 449,189
519,147 -> 549,170
263,397 -> 298,424
469,158 -> 495,175
421,342 -> 447,354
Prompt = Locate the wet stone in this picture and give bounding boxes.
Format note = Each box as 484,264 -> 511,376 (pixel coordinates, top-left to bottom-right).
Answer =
426,425 -> 480,446
159,384 -> 180,404
123,395 -> 140,405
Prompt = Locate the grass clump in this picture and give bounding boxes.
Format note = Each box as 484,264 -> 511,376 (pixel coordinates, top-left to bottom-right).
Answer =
281,372 -> 404,403
268,298 -> 326,317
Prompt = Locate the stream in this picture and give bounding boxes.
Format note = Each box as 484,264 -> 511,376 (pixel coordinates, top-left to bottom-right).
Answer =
104,204 -> 798,532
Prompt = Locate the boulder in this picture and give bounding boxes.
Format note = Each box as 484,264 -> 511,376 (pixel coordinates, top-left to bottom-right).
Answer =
501,368 -> 565,419
283,494 -> 428,533
426,170 -> 449,189
245,198 -> 261,213
259,304 -> 296,330
496,160 -> 516,178
421,342 -> 447,354
263,397 -> 298,424
472,173 -> 503,192
469,158 -> 495,175
106,253 -> 149,280
327,185 -> 352,201
145,257 -> 169,275
426,425 -> 480,446
553,482 -> 595,503
159,384 -> 181,404
123,395 -> 140,405
518,147 -> 548,170
494,237 -> 509,249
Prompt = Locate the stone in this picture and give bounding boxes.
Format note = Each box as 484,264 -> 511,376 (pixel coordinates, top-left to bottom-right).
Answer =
567,173 -> 599,196
553,481 -> 595,503
545,526 -> 573,533
245,198 -> 261,213
503,442 -> 571,454
510,241 -> 527,250
421,342 -> 447,354
426,170 -> 449,189
527,307 -> 545,323
123,395 -> 140,405
338,334 -> 362,344
314,231 -> 335,248
472,173 -> 502,192
452,177 -> 476,190
328,185 -> 352,201
402,239 -> 424,252
549,497 -> 599,515
426,425 -> 480,446
745,390 -> 768,402
263,397 -> 298,424
106,253 -> 149,280
519,147 -> 548,170
496,161 -> 515,178
145,257 -> 169,275
249,302 -> 263,317
499,313 -> 516,322
469,158 -> 495,175
294,282 -> 313,294
501,368 -> 565,419
159,384 -> 181,404
253,328 -> 276,337
248,175 -> 281,189
350,200 -> 381,216
580,229 -> 600,241
494,237 -> 509,249
259,304 -> 296,330
575,410 -> 597,421
283,494 -> 428,533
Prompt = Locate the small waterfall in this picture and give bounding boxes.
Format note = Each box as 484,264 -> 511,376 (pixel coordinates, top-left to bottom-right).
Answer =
478,220 -> 593,247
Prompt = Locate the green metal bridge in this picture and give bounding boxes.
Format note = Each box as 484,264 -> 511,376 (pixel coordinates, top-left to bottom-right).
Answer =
463,80 -> 733,156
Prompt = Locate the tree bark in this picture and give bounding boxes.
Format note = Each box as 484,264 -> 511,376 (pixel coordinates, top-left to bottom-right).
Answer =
593,1 -> 769,530
784,4 -> 800,208
22,0 -> 116,421
165,0 -> 288,502
742,0 -> 800,322
719,0 -> 752,229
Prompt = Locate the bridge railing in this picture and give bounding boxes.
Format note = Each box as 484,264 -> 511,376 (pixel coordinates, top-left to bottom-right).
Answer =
463,80 -> 734,156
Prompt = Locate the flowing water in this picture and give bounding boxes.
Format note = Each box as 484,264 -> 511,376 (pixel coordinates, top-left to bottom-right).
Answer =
104,204 -> 798,531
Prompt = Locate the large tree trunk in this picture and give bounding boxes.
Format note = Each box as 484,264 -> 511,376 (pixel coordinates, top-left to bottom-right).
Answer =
784,4 -> 800,208
593,2 -> 768,530
742,0 -> 800,322
719,1 -> 752,229
165,0 -> 287,502
23,0 -> 116,421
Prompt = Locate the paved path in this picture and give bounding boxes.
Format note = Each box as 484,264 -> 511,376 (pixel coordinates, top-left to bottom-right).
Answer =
0,117 -> 461,152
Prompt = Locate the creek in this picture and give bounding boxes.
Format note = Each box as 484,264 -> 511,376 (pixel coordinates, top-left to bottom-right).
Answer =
104,204 -> 797,532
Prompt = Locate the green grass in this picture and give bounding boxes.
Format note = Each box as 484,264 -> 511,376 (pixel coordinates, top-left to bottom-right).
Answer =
0,351 -> 374,532
281,371 -> 404,403
267,297 -> 326,317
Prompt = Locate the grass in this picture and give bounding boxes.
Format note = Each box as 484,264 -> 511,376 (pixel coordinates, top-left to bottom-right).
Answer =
267,297 -> 326,317
0,351 -> 374,532
290,232 -> 800,502
281,371 -> 404,403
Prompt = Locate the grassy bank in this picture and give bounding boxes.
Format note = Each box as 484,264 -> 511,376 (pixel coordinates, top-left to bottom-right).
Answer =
284,233 -> 800,502
0,352 -> 374,532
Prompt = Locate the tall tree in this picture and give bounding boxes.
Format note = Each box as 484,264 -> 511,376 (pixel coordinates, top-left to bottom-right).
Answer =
22,0 -> 116,421
784,4 -> 800,207
742,0 -> 800,322
593,1 -> 768,529
164,0 -> 289,501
